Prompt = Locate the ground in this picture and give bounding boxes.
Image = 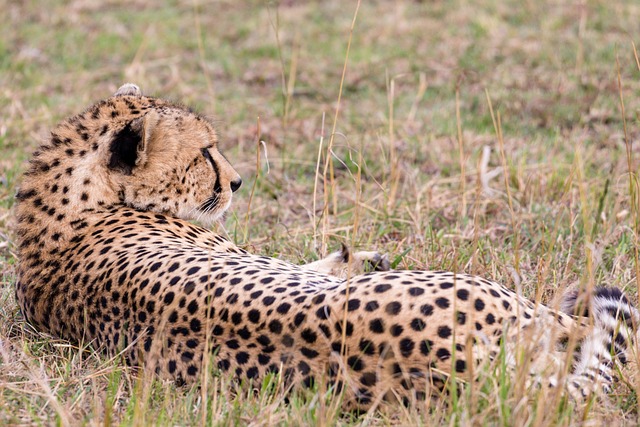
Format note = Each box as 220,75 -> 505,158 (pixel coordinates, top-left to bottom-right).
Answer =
1,0 -> 640,425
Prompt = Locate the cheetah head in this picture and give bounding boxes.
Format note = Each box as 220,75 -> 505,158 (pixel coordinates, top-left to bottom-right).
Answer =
107,84 -> 242,225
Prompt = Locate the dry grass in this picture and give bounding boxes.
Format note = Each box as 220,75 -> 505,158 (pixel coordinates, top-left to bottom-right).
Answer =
2,0 -> 640,425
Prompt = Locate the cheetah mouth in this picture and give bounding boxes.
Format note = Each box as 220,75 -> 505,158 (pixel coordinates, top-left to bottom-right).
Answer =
196,191 -> 233,222
199,194 -> 220,214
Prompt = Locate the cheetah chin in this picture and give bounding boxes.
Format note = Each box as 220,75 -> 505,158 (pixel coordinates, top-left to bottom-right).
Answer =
14,84 -> 639,411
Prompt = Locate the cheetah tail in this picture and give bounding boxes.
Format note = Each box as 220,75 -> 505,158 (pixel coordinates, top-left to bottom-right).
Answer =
563,287 -> 639,397
561,286 -> 639,326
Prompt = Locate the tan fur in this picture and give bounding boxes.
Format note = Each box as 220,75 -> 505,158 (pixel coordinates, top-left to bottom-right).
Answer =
14,85 -> 635,410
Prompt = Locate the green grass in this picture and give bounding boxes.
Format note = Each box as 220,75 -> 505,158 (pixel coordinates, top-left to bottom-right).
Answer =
1,0 -> 640,424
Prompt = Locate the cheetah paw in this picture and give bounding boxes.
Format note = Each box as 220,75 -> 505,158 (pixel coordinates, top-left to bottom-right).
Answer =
301,244 -> 390,278
349,248 -> 391,272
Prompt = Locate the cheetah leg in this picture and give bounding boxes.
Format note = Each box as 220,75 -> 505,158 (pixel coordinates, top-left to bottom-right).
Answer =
301,244 -> 390,279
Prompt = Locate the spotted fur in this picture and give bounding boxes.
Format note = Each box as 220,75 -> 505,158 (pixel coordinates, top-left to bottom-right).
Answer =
14,84 -> 638,410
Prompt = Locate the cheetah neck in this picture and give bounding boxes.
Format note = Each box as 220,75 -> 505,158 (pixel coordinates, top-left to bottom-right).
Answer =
14,142 -> 122,261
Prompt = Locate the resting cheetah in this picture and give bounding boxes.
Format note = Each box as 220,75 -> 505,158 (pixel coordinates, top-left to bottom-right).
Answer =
14,84 -> 638,410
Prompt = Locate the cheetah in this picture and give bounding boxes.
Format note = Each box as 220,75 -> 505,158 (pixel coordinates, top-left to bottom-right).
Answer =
14,84 -> 639,410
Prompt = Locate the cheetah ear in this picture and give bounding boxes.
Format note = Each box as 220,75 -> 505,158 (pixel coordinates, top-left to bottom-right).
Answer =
114,83 -> 142,97
108,110 -> 159,174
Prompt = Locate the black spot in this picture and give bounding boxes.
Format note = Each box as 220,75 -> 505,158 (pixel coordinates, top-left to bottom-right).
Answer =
302,376 -> 315,389
420,339 -> 433,355
168,311 -> 178,323
411,318 -> 426,331
277,302 -> 291,314
282,335 -> 294,347
316,305 -> 331,320
236,351 -> 249,365
187,300 -> 198,315
260,276 -> 274,284
437,325 -> 452,339
298,361 -> 311,375
374,284 -> 392,293
408,287 -> 424,296
455,359 -> 467,373
474,298 -> 485,311
183,281 -> 195,295
246,367 -> 259,379
247,309 -> 260,323
420,304 -> 434,316
300,347 -> 319,359
318,323 -> 331,338
390,324 -> 404,337
435,298 -> 450,309
236,326 -> 251,341
348,356 -> 364,371
150,283 -> 161,295
364,301 -> 379,311
360,372 -> 377,387
335,320 -> 353,336
231,312 -> 243,325
164,292 -> 175,304
218,359 -> 230,371
440,282 -> 454,289
369,318 -> 385,333
187,266 -> 200,275
268,320 -> 283,334
359,339 -> 375,355
457,289 -> 469,301
258,354 -> 271,365
457,311 -> 467,325
399,338 -> 415,357
436,347 -> 451,360
301,328 -> 317,344
293,312 -> 306,328
257,335 -> 272,347
262,296 -> 276,306
385,301 -> 402,315
347,299 -> 360,311
190,318 -> 201,332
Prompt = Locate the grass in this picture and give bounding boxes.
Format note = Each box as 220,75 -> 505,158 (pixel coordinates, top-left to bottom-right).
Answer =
1,0 -> 640,424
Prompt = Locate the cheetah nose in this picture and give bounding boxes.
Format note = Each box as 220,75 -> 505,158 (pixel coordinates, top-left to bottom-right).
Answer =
230,177 -> 242,193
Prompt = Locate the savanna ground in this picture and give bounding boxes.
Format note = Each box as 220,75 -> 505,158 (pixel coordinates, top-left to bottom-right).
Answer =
1,0 -> 640,425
